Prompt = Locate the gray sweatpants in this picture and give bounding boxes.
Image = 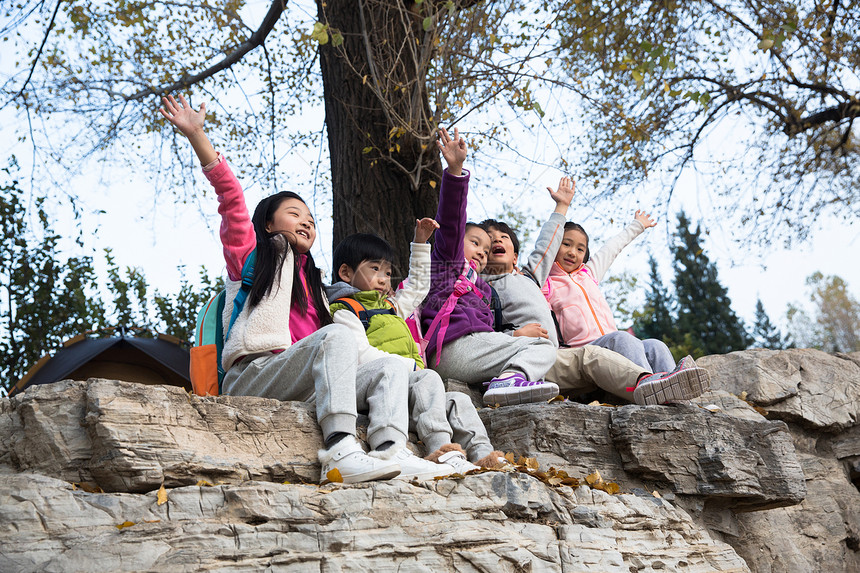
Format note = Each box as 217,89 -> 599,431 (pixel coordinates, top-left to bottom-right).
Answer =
588,331 -> 675,373
222,323 -> 408,449
408,368 -> 494,461
429,331 -> 557,386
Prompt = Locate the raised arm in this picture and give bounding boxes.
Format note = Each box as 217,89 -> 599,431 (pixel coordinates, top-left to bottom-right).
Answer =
432,128 -> 470,263
159,94 -> 218,166
586,217 -> 648,282
522,177 -> 575,285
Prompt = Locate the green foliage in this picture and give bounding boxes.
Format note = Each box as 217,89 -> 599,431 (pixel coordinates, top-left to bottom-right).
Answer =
786,272 -> 860,352
0,159 -> 222,394
634,255 -> 675,343
600,271 -> 639,329
634,213 -> 751,359
0,158 -> 103,391
670,211 -> 752,357
752,298 -> 786,349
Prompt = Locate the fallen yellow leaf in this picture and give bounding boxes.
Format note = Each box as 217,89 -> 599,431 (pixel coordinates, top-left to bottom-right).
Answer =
195,480 -> 214,487
585,470 -> 602,485
73,482 -> 104,493
156,484 -> 168,506
603,482 -> 620,495
326,468 -> 344,483
116,521 -> 135,530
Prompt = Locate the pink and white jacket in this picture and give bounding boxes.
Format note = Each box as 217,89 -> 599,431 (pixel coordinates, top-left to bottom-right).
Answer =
543,220 -> 645,347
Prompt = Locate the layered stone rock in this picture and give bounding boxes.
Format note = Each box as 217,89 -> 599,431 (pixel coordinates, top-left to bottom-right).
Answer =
0,470 -> 748,572
1,347 -> 859,571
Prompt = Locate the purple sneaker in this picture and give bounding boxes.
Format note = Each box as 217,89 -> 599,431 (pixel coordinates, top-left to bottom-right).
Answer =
632,359 -> 710,406
482,373 -> 559,406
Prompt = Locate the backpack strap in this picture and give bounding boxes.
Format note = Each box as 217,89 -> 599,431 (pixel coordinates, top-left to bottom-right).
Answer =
424,260 -> 486,366
225,248 -> 257,340
214,291 -> 227,391
332,297 -> 395,330
488,285 -> 515,332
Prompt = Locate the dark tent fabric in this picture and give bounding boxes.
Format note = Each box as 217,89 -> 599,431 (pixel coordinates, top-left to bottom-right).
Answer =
11,333 -> 191,397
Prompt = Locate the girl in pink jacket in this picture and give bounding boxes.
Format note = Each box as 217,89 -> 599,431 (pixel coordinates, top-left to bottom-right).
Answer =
543,211 -> 676,374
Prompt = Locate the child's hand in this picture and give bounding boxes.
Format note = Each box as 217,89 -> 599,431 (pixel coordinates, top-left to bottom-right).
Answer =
413,218 -> 440,243
548,176 -> 575,215
437,127 -> 467,176
634,210 -> 657,229
513,323 -> 549,339
159,94 -> 206,138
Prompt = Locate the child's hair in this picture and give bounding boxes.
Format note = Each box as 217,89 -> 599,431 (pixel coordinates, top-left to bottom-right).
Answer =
249,191 -> 332,325
332,233 -> 396,280
563,221 -> 590,264
479,219 -> 520,255
465,222 -> 486,235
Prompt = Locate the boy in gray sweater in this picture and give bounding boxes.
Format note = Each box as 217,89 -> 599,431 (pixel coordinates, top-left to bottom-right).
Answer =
480,177 -> 709,405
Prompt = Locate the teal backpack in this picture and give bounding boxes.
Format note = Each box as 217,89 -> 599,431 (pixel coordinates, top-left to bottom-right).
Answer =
190,250 -> 256,396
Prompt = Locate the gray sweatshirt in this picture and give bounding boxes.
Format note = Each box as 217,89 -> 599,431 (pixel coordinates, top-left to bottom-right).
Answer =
481,212 -> 566,348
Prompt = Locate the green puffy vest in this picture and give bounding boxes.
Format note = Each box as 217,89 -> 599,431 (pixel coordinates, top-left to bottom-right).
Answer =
330,290 -> 425,369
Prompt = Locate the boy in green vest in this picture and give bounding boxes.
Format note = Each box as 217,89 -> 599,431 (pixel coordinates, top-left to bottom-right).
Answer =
327,223 -> 504,473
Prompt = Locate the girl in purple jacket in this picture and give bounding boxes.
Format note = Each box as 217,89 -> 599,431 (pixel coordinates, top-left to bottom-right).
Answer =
420,128 -> 558,406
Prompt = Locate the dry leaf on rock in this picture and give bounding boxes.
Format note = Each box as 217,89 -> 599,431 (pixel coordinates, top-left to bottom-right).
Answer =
72,482 -> 103,493
325,468 -> 344,484
116,521 -> 135,530
156,484 -> 168,506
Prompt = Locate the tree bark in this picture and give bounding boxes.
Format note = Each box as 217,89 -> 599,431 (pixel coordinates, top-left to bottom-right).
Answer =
316,0 -> 442,279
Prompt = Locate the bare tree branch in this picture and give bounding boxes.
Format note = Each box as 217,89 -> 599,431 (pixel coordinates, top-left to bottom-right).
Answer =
10,0 -> 64,104
125,0 -> 287,101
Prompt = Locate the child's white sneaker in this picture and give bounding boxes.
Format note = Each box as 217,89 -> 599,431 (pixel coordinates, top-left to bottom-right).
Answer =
318,435 -> 401,484
437,450 -> 480,474
391,447 -> 455,481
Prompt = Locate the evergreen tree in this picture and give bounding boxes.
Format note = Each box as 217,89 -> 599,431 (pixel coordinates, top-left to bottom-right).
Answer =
635,256 -> 676,343
0,159 -> 221,394
671,211 -> 752,356
752,298 -> 785,349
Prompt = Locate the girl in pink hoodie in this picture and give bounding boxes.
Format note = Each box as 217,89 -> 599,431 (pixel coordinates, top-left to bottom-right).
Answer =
543,211 -> 676,373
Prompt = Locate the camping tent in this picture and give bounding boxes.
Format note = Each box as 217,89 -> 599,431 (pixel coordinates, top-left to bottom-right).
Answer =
10,328 -> 191,397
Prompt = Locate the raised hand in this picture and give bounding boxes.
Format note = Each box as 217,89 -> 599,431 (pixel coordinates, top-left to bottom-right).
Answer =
634,210 -> 657,229
548,176 -> 575,215
437,127 -> 467,176
413,217 -> 440,243
158,94 -> 217,165
159,94 -> 206,137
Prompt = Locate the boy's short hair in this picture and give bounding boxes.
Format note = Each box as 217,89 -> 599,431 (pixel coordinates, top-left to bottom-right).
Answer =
333,233 -> 396,276
479,219 -> 520,255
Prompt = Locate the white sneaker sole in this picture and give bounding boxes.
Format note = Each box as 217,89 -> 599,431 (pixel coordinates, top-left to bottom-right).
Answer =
321,464 -> 400,485
634,368 -> 710,405
483,382 -> 560,406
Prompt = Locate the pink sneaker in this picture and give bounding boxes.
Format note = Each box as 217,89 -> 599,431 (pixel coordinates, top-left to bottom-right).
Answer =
482,373 -> 559,406
632,360 -> 710,406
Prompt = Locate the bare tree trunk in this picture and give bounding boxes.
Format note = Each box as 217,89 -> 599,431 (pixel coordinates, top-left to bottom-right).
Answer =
317,0 -> 442,278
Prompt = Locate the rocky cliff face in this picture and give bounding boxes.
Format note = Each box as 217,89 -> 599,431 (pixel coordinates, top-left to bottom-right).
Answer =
0,348 -> 858,572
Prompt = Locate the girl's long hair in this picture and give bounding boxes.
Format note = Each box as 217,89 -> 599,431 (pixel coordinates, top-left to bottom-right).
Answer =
248,191 -> 333,326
